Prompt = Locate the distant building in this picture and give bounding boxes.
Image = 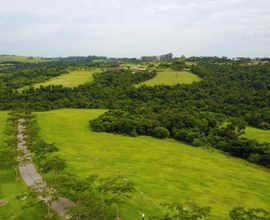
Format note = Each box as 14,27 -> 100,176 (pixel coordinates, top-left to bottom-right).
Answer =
141,56 -> 159,62
159,53 -> 173,60
141,53 -> 173,61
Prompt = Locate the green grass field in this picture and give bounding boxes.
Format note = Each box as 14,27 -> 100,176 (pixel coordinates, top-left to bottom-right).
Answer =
22,69 -> 102,90
0,55 -> 54,63
36,109 -> 270,220
244,127 -> 270,143
137,69 -> 201,87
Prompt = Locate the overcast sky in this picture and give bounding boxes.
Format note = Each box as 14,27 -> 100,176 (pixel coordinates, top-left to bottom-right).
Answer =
0,0 -> 269,58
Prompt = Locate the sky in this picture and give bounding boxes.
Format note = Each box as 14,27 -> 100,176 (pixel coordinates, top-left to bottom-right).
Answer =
0,0 -> 270,58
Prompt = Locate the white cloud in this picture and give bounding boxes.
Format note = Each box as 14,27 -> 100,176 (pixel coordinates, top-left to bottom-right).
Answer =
0,0 -> 269,57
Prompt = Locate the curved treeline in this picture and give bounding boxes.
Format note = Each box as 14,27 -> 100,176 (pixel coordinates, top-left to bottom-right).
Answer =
90,109 -> 270,168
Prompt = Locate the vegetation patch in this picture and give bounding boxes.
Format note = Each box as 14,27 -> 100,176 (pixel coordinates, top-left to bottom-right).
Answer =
0,55 -> 54,63
136,69 -> 201,87
36,109 -> 270,220
244,127 -> 270,143
21,69 -> 102,90
0,111 -> 55,219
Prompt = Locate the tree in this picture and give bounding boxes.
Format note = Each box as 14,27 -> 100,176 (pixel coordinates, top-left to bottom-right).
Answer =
229,207 -> 270,220
69,191 -> 113,220
0,148 -> 20,179
41,156 -> 66,183
151,200 -> 211,220
32,140 -> 59,156
99,176 -> 136,219
17,180 -> 60,219
56,173 -> 98,201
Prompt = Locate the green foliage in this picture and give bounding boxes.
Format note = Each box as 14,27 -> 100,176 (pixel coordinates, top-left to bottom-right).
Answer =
190,65 -> 212,78
170,60 -> 188,71
69,198 -> 112,220
99,176 -> 136,205
229,207 -> 270,220
245,110 -> 270,129
0,111 -> 59,219
31,139 -> 59,156
18,180 -> 60,217
1,57 -> 270,218
91,109 -> 270,167
0,148 -> 18,168
151,200 -> 211,220
41,156 -> 66,174
54,173 -> 134,219
0,62 -> 68,89
192,138 -> 204,147
153,126 -> 169,139
55,173 -> 98,200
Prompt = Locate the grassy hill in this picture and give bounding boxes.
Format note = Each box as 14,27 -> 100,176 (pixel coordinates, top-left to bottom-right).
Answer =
36,109 -> 270,220
20,69 -> 102,90
0,112 -> 56,219
244,127 -> 270,143
136,69 -> 201,87
0,55 -> 54,63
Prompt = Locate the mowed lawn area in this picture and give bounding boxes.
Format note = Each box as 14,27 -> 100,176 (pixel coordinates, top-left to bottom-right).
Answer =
136,69 -> 201,87
244,127 -> 270,143
0,55 -> 53,63
36,109 -> 270,220
22,69 -> 101,90
0,112 -> 55,219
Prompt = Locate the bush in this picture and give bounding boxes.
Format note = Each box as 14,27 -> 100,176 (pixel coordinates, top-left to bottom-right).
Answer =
192,138 -> 204,147
130,129 -> 138,137
229,207 -> 270,220
153,127 -> 169,139
151,200 -> 211,220
247,153 -> 261,164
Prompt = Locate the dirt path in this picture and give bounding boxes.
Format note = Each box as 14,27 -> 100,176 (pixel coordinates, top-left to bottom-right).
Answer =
17,119 -> 75,219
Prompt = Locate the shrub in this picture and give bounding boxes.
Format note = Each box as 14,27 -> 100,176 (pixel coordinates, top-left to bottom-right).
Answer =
151,200 -> 211,220
192,138 -> 204,147
153,127 -> 169,139
229,207 -> 270,220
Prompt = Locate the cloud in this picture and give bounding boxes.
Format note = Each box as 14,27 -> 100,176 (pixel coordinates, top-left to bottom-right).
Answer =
0,0 -> 269,57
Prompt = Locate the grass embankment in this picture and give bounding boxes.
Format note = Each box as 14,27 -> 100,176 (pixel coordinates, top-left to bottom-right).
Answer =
21,69 -> 102,91
244,127 -> 270,143
0,55 -> 54,63
136,69 -> 201,87
36,109 -> 270,220
0,112 -> 52,219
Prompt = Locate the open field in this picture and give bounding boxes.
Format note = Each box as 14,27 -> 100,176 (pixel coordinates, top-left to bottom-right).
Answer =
22,69 -> 102,90
244,127 -> 270,143
136,69 -> 201,87
0,55 -> 54,63
0,112 -> 56,219
36,109 -> 270,220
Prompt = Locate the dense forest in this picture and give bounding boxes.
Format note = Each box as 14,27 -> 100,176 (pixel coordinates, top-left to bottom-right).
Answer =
0,57 -> 270,168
